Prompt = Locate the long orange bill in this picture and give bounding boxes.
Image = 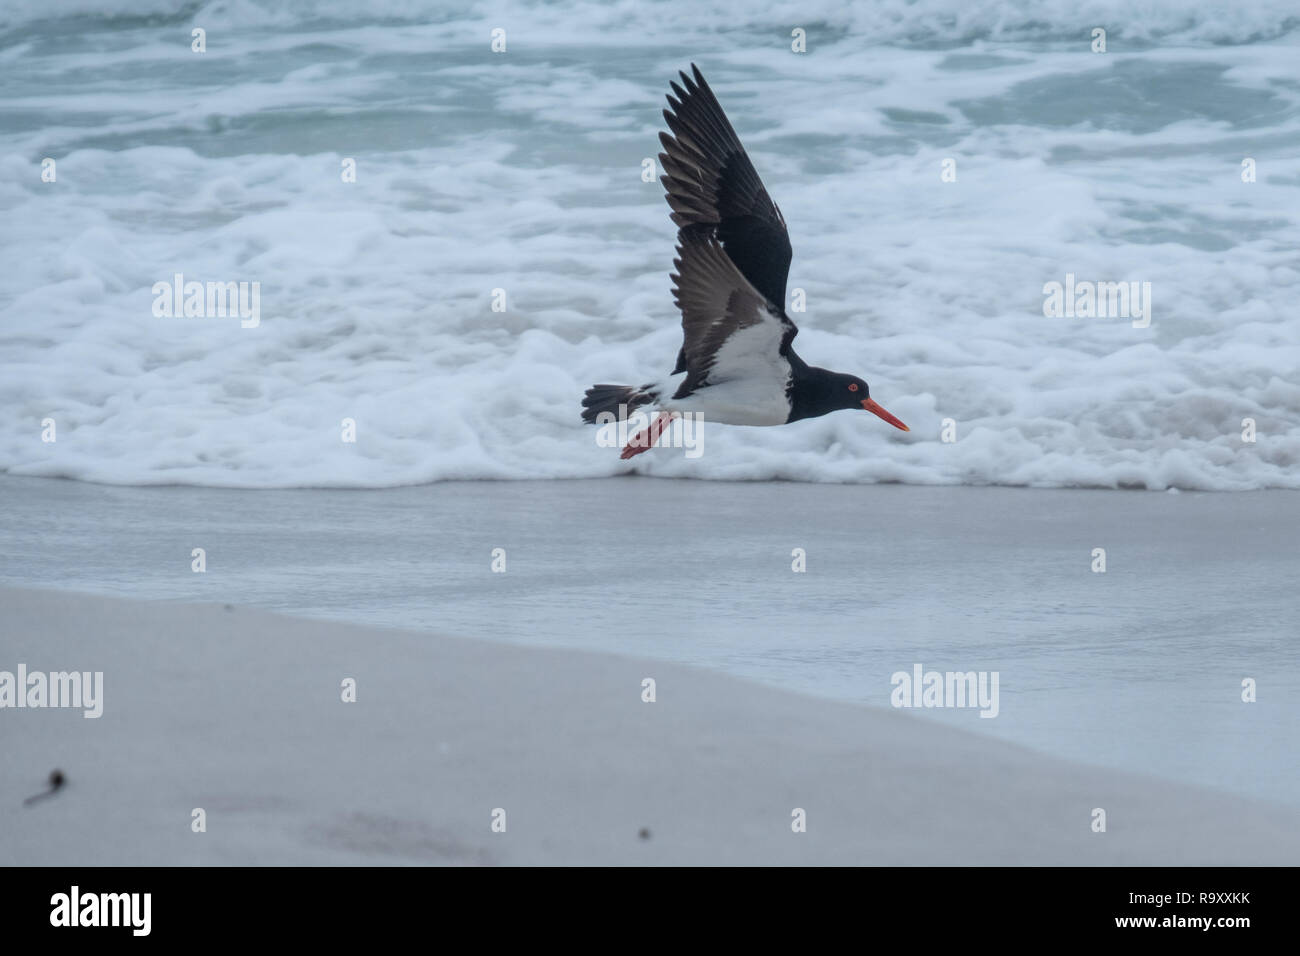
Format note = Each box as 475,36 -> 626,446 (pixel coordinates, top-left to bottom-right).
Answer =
862,398 -> 909,431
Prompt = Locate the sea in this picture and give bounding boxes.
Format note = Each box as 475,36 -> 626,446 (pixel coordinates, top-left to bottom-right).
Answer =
1,0 -> 1298,488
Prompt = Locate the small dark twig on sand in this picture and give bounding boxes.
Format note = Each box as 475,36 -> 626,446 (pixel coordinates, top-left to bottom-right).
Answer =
23,769 -> 66,806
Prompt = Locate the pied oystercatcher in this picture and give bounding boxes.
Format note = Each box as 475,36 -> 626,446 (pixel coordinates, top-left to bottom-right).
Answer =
582,64 -> 910,459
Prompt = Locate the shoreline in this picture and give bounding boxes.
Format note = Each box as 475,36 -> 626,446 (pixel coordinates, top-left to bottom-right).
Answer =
8,473 -> 1300,494
2,474 -> 1297,811
2,586 -> 1297,865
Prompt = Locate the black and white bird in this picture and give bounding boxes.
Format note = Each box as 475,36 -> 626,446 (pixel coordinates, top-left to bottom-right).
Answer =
582,64 -> 910,459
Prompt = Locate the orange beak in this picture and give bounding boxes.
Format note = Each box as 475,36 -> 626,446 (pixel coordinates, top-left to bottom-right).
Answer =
862,397 -> 909,431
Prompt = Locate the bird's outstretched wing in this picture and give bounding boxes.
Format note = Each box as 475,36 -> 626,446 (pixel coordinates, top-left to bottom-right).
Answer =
659,64 -> 793,312
670,234 -> 798,399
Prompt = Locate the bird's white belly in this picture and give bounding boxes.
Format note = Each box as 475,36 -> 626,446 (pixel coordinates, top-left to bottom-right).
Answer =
654,314 -> 794,426
660,375 -> 791,426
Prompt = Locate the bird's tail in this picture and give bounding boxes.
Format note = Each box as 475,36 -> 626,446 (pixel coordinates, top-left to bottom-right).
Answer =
581,383 -> 658,424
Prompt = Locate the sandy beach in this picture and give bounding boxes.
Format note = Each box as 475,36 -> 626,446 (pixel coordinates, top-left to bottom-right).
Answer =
2,475 -> 1297,812
2,585 -> 1297,865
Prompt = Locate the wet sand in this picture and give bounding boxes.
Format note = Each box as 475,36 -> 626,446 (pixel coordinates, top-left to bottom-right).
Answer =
2,586 -> 1297,865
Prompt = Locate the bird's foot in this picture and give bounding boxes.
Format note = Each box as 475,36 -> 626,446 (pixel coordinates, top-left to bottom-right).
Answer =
619,412 -> 674,459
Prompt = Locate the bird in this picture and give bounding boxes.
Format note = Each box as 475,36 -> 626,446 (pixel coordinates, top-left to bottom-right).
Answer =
582,63 -> 910,460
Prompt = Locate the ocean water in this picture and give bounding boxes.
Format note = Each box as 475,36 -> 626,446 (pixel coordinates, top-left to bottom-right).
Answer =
2,1 -> 1299,489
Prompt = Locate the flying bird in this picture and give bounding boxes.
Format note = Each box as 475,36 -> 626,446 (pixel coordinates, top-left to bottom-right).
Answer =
582,64 -> 909,459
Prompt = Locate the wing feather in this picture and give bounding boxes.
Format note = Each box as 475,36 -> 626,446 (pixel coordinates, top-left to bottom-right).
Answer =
670,236 -> 797,398
658,64 -> 794,309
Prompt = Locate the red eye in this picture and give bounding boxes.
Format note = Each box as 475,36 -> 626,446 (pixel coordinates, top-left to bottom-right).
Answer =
848,383 -> 859,392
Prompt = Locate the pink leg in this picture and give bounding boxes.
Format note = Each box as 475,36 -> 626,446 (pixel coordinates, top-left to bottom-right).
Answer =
620,412 -> 674,459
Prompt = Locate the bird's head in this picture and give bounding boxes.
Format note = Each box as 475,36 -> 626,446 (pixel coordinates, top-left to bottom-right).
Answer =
835,373 -> 909,431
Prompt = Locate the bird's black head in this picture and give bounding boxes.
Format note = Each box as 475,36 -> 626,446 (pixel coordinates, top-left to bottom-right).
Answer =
789,367 -> 909,430
836,373 -> 870,410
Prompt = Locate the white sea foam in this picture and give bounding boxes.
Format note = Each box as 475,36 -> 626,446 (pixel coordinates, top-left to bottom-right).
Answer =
4,0 -> 1299,44
1,2 -> 1298,489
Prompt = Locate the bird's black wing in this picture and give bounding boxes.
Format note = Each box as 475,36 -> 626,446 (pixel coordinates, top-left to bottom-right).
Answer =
670,234 -> 798,399
659,63 -> 793,318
